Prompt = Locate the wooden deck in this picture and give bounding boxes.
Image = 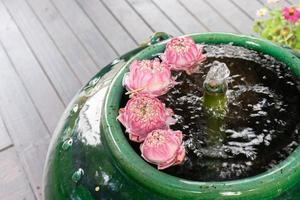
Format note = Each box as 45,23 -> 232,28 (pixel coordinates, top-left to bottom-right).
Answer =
0,0 -> 296,199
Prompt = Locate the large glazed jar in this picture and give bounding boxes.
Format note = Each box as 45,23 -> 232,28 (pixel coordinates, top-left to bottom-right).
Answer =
43,33 -> 300,200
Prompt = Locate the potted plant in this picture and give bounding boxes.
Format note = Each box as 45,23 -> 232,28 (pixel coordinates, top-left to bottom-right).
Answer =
253,0 -> 300,51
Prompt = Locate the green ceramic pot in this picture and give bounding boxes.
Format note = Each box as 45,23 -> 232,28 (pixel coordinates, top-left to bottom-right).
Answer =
43,33 -> 300,200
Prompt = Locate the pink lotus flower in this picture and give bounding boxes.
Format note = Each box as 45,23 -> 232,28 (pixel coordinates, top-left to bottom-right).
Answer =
117,95 -> 176,142
161,36 -> 206,74
123,59 -> 177,97
140,129 -> 185,170
282,7 -> 300,24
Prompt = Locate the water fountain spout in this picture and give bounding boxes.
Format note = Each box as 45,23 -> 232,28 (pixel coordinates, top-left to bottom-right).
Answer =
203,61 -> 230,145
203,61 -> 230,115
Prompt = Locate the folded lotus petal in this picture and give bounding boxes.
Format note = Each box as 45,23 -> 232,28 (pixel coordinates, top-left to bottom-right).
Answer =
117,95 -> 176,142
174,145 -> 186,165
123,59 -> 177,97
162,36 -> 206,74
140,129 -> 185,169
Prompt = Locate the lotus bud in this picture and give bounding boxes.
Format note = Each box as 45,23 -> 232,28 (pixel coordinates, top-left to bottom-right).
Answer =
162,36 -> 206,74
140,129 -> 185,170
117,95 -> 176,142
123,59 -> 177,97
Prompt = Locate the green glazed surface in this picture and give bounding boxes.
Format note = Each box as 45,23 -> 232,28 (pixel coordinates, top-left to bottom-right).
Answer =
43,33 -> 300,200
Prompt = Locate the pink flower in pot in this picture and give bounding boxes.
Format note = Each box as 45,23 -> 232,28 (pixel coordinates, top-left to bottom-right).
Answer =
161,36 -> 206,74
140,129 -> 185,170
117,95 -> 176,142
123,59 -> 177,97
282,7 -> 300,24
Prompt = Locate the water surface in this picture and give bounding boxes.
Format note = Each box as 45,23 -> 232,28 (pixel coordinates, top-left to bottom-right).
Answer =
124,45 -> 300,181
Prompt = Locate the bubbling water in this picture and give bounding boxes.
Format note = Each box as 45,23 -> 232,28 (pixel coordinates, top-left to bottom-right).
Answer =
123,44 -> 300,181
204,61 -> 230,89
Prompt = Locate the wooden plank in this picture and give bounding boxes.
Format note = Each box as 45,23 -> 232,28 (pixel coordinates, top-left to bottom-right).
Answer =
76,0 -> 137,54
27,0 -> 99,84
2,0 -> 81,103
51,0 -> 118,66
203,0 -> 253,34
0,148 -> 35,200
285,0 -> 295,5
0,41 -> 50,200
280,0 -> 295,7
179,0 -> 237,33
21,140 -> 49,199
289,0 -> 298,5
151,0 -> 208,34
276,0 -> 293,7
126,0 -> 182,36
0,116 -> 12,151
0,1 -> 65,132
230,0 -> 263,21
258,0 -> 292,8
101,0 -> 153,43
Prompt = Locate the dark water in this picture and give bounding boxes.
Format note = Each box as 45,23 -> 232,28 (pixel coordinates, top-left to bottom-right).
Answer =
122,45 -> 300,181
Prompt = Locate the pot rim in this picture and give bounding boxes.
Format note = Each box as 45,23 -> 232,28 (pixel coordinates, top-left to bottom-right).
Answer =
102,32 -> 300,199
